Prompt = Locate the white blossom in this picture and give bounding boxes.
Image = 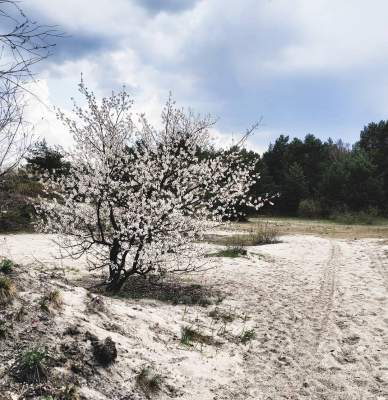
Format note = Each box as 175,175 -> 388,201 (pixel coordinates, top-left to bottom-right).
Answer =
37,82 -> 265,291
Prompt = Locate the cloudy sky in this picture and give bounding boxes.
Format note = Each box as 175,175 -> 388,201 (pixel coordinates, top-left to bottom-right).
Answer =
22,0 -> 388,152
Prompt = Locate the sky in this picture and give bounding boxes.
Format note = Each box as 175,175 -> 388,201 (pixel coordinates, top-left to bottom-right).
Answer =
19,0 -> 388,153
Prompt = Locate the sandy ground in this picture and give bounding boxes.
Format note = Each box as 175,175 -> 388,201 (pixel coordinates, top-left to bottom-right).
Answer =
1,233 -> 388,399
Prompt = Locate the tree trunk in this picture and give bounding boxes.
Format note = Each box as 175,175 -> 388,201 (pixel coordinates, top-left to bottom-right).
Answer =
108,239 -> 120,280
105,275 -> 126,292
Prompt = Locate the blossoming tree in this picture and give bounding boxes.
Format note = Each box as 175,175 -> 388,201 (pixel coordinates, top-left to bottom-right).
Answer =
38,82 -> 265,291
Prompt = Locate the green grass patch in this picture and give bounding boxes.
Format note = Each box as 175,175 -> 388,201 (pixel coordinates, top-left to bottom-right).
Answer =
206,246 -> 247,258
11,347 -> 48,383
0,258 -> 15,274
240,328 -> 256,344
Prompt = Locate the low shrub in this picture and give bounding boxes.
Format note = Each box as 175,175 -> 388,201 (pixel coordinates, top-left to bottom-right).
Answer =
298,199 -> 322,219
11,347 -> 48,383
92,336 -> 117,366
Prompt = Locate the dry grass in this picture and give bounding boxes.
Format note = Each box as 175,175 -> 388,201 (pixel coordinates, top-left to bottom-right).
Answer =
207,222 -> 280,247
0,276 -> 17,304
40,289 -> 63,313
231,217 -> 388,239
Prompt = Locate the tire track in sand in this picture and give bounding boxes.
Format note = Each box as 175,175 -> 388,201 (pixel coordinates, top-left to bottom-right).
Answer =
288,241 -> 340,397
313,242 -> 339,349
242,239 -> 340,399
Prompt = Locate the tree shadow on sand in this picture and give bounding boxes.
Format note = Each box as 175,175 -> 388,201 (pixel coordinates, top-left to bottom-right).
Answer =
106,275 -> 225,307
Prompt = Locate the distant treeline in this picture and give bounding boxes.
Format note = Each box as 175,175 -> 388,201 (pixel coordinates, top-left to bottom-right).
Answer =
1,120 -> 388,231
239,120 -> 388,220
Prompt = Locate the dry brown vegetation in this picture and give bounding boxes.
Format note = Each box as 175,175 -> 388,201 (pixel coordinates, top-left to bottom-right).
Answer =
231,216 -> 388,239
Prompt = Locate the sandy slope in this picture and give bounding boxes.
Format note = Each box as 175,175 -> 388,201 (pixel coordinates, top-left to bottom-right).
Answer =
1,234 -> 388,399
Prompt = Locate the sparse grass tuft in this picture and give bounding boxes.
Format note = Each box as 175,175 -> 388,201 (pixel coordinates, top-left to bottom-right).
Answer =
180,326 -> 195,346
136,366 -> 162,396
40,289 -> 63,313
240,328 -> 256,344
0,258 -> 15,274
0,276 -> 16,304
208,307 -> 235,323
180,326 -> 214,346
12,347 -> 48,383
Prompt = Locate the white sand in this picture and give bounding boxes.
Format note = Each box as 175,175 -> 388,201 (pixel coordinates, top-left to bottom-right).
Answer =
1,233 -> 388,399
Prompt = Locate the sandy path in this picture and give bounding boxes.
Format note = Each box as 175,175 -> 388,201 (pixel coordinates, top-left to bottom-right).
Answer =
1,234 -> 388,399
209,236 -> 388,399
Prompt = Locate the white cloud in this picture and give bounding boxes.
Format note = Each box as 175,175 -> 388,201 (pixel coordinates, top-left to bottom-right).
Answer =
24,80 -> 72,149
24,0 -> 388,148
258,0 -> 388,74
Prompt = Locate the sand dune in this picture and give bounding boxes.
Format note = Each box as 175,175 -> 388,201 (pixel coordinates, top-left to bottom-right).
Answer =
0,234 -> 387,399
